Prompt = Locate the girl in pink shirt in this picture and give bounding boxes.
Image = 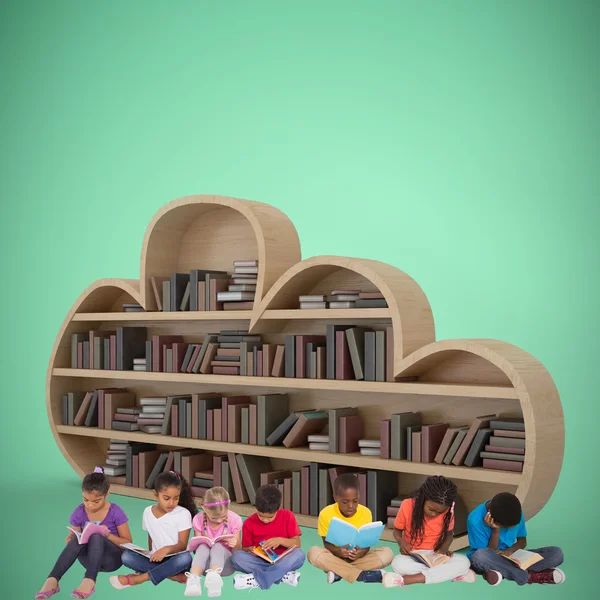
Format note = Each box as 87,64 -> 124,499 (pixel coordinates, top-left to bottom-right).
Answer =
184,487 -> 242,597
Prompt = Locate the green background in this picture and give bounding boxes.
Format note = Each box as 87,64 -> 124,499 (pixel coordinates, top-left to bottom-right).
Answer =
1,0 -> 597,597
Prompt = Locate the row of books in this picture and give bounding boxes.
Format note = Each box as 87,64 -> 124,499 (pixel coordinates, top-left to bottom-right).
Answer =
150,260 -> 258,312
102,441 -> 400,522
378,413 -> 526,471
70,325 -> 395,383
299,289 -> 388,310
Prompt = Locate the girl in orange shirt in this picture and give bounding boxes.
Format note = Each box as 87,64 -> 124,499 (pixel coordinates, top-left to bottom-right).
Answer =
383,476 -> 474,587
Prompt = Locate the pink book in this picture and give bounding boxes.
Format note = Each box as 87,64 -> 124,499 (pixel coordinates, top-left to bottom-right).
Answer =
67,522 -> 108,544
335,330 -> 353,380
256,351 -> 263,377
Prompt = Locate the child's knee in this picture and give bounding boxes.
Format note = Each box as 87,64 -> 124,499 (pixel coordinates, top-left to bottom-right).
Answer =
121,550 -> 137,568
547,547 -> 564,566
291,548 -> 306,567
307,546 -> 327,566
452,553 -> 471,571
379,547 -> 394,566
470,548 -> 496,567
391,554 -> 415,574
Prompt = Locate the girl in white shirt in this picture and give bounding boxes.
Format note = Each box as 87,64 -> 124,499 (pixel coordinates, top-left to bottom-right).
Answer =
110,471 -> 195,589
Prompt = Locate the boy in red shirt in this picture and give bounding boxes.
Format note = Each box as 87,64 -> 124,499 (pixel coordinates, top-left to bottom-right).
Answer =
231,485 -> 305,590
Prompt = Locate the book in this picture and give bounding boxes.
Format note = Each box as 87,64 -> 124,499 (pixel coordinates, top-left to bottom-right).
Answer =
411,551 -> 450,567
250,544 -> 297,564
489,418 -> 525,432
452,414 -> 496,466
502,549 -> 543,570
187,533 -> 236,552
120,542 -> 185,558
282,411 -> 328,448
67,523 -> 107,544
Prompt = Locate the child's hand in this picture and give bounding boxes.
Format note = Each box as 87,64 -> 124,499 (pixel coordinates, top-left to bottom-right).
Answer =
100,525 -> 110,537
348,547 -> 368,560
65,535 -> 73,544
225,536 -> 237,549
399,537 -> 413,556
150,547 -> 168,562
261,538 -> 281,550
484,512 -> 501,530
339,545 -> 354,559
497,548 -> 514,557
442,549 -> 453,557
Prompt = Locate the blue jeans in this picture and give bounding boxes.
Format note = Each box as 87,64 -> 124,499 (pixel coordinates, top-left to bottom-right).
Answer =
470,546 -> 564,585
231,548 -> 305,590
121,549 -> 192,585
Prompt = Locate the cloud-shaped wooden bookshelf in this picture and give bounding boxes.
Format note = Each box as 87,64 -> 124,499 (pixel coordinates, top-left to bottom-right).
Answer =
47,195 -> 564,550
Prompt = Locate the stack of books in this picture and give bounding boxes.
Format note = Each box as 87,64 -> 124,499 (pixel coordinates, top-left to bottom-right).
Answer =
298,290 -> 389,309
359,439 -> 381,456
217,260 -> 258,310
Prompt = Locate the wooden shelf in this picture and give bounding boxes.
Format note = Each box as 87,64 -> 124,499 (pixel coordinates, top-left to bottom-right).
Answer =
52,369 -> 519,399
110,484 -> 470,546
71,311 -> 253,322
57,425 -> 522,484
47,195 -> 565,551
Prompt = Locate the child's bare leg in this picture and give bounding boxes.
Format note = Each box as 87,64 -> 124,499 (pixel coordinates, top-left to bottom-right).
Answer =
402,573 -> 426,585
73,578 -> 95,593
117,573 -> 150,586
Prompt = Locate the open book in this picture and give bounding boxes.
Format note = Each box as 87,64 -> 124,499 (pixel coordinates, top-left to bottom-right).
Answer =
250,544 -> 296,564
120,542 -> 186,559
187,533 -> 236,552
411,551 -> 450,568
325,518 -> 385,549
502,549 -> 543,570
67,523 -> 107,545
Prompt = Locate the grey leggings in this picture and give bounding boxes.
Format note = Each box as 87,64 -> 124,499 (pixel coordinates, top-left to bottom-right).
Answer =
49,534 -> 123,582
192,543 -> 234,575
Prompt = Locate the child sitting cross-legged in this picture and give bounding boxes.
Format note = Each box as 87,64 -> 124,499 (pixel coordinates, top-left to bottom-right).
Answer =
230,485 -> 305,590
308,473 -> 393,584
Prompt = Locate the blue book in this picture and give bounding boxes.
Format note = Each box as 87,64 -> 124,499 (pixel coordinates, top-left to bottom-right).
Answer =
325,518 -> 385,549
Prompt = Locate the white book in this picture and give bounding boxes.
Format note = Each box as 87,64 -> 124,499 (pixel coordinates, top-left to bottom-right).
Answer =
307,434 -> 329,443
329,301 -> 356,309
140,397 -> 167,406
101,464 -> 126,476
358,439 -> 381,448
133,358 -> 146,364
217,291 -> 255,301
360,448 -> 381,456
300,302 -> 327,309
233,260 -> 258,267
234,266 -> 258,274
140,425 -> 163,434
133,366 -> 146,371
139,413 -> 164,420
309,442 -> 329,451
299,295 -> 326,302
231,278 -> 258,285
140,405 -> 166,413
327,295 -> 360,302
106,458 -> 126,466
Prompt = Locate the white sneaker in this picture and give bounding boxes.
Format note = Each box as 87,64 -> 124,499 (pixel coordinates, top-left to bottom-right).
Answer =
204,568 -> 224,597
233,574 -> 259,590
382,572 -> 405,588
452,569 -> 476,583
552,568 -> 566,584
281,571 -> 301,587
184,572 -> 202,597
327,570 -> 341,584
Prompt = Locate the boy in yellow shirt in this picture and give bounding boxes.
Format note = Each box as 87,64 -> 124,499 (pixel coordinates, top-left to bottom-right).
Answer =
308,473 -> 393,584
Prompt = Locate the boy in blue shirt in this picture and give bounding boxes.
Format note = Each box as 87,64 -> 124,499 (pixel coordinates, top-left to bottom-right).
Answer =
467,492 -> 565,586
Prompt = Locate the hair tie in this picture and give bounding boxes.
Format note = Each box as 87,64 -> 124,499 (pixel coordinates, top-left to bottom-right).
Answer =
203,500 -> 230,507
450,501 -> 455,514
171,471 -> 181,479
93,466 -> 104,474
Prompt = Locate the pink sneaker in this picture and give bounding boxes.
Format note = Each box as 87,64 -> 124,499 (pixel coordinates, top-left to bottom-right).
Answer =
452,569 -> 476,583
382,572 -> 405,588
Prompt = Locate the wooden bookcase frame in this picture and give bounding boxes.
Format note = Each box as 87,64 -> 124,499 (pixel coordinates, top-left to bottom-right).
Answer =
47,195 -> 564,550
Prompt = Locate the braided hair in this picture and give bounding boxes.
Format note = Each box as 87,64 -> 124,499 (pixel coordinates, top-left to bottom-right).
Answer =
200,487 -> 230,535
154,471 -> 198,519
408,476 -> 458,551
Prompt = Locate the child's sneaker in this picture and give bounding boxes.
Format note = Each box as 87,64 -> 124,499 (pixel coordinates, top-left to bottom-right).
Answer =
382,572 -> 405,588
327,571 -> 342,584
184,572 -> 202,597
204,568 -> 223,597
281,571 -> 301,587
233,574 -> 259,590
528,569 -> 566,584
483,570 -> 503,586
452,569 -> 476,583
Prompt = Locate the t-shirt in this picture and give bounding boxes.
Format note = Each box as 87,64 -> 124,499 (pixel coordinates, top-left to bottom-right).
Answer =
142,505 -> 192,552
393,498 -> 454,550
466,501 -> 527,559
69,502 -> 128,536
242,509 -> 301,556
317,503 -> 372,538
192,510 -> 243,545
